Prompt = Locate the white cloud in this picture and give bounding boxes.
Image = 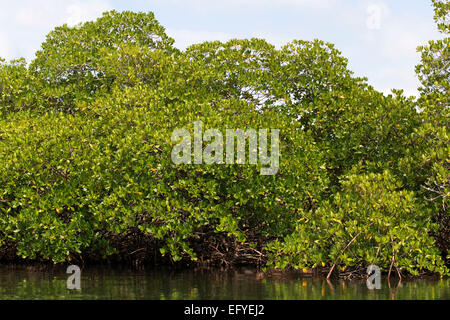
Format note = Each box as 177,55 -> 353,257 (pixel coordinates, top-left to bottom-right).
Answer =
330,0 -> 391,30
155,0 -> 338,13
66,1 -> 112,27
339,0 -> 441,97
381,22 -> 439,62
15,8 -> 48,27
366,4 -> 382,30
0,0 -> 111,61
0,32 -> 13,59
13,0 -> 110,28
374,67 -> 422,97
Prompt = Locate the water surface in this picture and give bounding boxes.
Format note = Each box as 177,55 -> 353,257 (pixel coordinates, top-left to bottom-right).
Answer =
0,265 -> 448,300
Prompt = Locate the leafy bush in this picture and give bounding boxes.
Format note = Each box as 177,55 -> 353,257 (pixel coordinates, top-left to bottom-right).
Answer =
266,170 -> 447,276
0,58 -> 41,114
0,96 -> 327,263
29,10 -> 175,113
0,4 -> 448,276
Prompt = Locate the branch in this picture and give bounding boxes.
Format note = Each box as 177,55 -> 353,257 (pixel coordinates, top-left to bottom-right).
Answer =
327,221 -> 375,280
388,236 -> 402,282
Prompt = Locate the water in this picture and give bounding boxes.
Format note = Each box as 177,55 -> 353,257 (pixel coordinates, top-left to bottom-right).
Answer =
0,265 -> 448,300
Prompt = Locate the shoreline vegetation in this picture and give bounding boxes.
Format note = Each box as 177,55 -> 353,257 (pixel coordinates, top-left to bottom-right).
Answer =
0,0 -> 449,280
0,226 -> 447,280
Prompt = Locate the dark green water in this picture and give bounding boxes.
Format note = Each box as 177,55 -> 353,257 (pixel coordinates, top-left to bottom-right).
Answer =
0,265 -> 448,300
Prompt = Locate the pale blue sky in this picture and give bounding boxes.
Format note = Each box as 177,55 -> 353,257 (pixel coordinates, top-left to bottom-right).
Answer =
0,0 -> 443,96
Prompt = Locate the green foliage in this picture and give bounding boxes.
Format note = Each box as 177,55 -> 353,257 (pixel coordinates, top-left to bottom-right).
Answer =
0,95 -> 327,263
431,0 -> 450,34
407,0 -> 449,255
184,38 -> 278,108
0,58 -> 41,114
186,39 -> 421,191
266,171 -> 447,275
0,5 -> 448,276
29,10 -> 175,113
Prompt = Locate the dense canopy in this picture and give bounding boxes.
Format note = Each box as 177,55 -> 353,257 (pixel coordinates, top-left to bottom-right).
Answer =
0,3 -> 448,277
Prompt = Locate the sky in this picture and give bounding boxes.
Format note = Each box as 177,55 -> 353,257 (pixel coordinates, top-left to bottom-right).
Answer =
0,0 -> 444,97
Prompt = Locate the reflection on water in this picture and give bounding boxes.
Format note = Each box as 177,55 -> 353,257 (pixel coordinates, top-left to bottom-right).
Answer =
0,265 -> 448,300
